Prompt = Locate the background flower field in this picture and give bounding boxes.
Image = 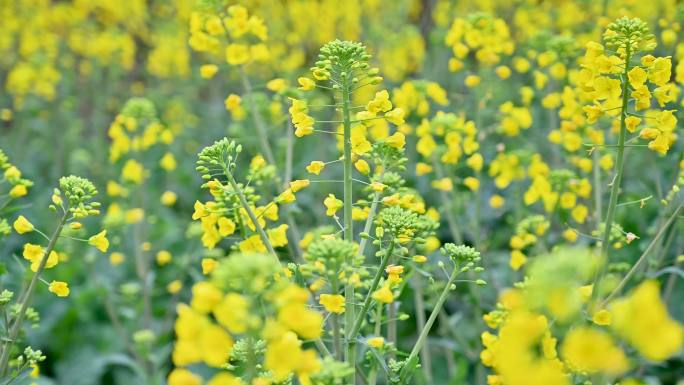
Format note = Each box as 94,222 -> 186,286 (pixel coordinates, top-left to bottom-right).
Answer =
1,1 -> 683,385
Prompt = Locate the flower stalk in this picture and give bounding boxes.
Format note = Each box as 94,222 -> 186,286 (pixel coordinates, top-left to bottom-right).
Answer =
240,67 -> 276,165
591,44 -> 632,305
398,243 -> 482,384
398,264 -> 460,384
0,213 -> 68,376
340,69 -> 357,380
225,170 -> 277,257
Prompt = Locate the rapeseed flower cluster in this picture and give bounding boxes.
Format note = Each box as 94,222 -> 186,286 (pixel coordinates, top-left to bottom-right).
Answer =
482,249 -> 684,385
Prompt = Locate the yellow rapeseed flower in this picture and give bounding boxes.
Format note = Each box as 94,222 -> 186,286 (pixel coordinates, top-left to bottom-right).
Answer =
201,258 -> 218,275
319,294 -> 345,314
156,250 -> 172,266
561,326 -> 628,375
109,252 -> 125,266
610,280 -> 684,361
323,194 -> 343,216
372,285 -> 394,304
88,230 -> 110,253
367,337 -> 385,348
306,161 -> 325,175
199,64 -> 218,79
49,281 -> 70,297
13,215 -> 34,234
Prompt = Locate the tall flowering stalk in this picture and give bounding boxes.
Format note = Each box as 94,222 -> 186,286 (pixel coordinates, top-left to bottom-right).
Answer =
0,176 -> 106,379
324,42 -> 369,377
285,39 -> 488,384
293,40 -> 382,380
580,18 -> 676,303
398,244 -> 483,384
195,138 -> 277,257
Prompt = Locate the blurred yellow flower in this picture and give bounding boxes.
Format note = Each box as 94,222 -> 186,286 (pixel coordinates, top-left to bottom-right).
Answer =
88,230 -> 110,253
319,294 -> 345,314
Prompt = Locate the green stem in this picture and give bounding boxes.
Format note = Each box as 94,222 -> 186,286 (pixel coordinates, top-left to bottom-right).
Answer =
648,215 -> 678,275
0,213 -> 68,376
225,171 -> 277,258
601,201 -> 684,305
283,120 -> 295,187
368,302 -> 383,385
386,302 -> 396,359
347,242 -> 395,346
132,177 -> 152,330
245,337 -> 257,382
663,220 -> 684,302
357,190 -> 381,258
432,159 -> 463,244
593,150 -> 603,225
398,265 -> 460,384
314,339 -> 332,358
332,279 -> 342,360
374,301 -> 383,335
342,78 -> 356,381
591,45 -> 631,305
241,84 -> 304,262
437,310 -> 460,376
283,119 -> 304,261
90,264 -> 148,378
240,67 -> 276,165
474,169 -> 482,249
412,274 -> 433,385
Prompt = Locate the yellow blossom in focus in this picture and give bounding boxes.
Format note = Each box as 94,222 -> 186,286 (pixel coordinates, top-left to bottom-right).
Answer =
30,250 -> 58,272
290,179 -> 310,192
23,243 -> 44,262
49,281 -> 70,297
9,185 -> 28,198
13,215 -> 34,234
323,194 -> 343,216
306,161 -> 325,175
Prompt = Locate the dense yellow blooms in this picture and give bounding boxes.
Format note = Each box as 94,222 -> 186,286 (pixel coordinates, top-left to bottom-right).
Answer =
3,3 -> 684,385
610,280 -> 684,361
